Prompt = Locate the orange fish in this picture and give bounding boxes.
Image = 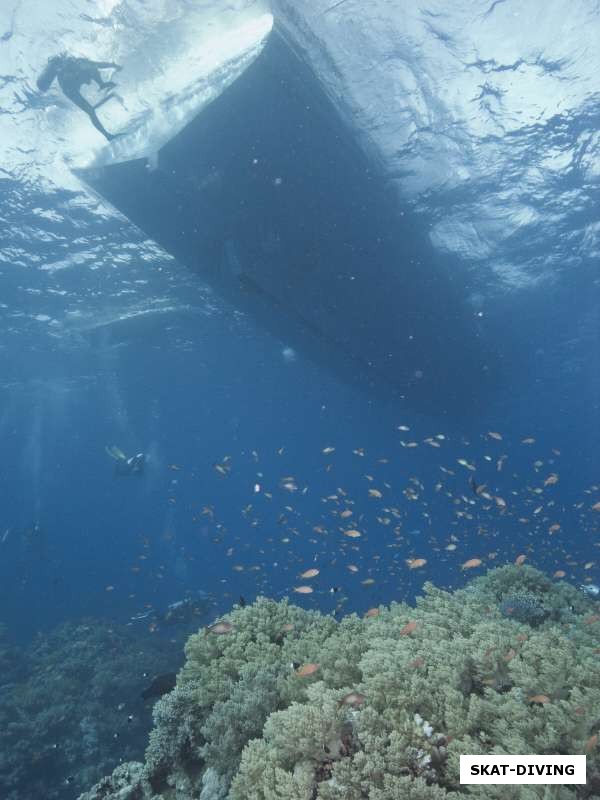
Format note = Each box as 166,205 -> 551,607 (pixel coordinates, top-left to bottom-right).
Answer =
294,586 -> 314,594
528,694 -> 550,704
409,656 -> 425,668
344,529 -> 362,538
295,663 -> 320,677
364,608 -> 380,618
400,620 -> 418,636
515,555 -> 527,566
406,558 -> 427,569
585,734 -> 598,753
299,568 -> 320,579
338,691 -> 366,707
584,615 -> 600,625
553,570 -> 566,578
461,558 -> 482,570
592,502 -> 600,512
279,623 -> 295,633
206,621 -> 234,635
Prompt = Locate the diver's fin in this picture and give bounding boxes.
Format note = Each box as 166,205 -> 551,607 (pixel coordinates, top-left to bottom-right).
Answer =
105,445 -> 127,461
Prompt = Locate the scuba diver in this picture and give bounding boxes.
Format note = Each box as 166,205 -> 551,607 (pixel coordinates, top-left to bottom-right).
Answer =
105,445 -> 146,476
1,522 -> 46,557
160,595 -> 212,625
37,53 -> 123,141
129,592 -> 212,628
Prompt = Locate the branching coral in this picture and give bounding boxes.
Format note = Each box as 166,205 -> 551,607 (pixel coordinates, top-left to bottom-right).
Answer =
78,567 -> 600,800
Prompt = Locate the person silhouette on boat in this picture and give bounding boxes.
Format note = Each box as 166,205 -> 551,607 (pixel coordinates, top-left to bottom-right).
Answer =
37,53 -> 123,141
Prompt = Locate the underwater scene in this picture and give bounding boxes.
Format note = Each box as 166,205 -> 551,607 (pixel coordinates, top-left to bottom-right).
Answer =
1,1 -> 600,798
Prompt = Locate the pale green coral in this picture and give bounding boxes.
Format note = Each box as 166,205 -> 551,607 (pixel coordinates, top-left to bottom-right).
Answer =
200,663 -> 282,781
79,567 -> 600,800
229,739 -> 315,800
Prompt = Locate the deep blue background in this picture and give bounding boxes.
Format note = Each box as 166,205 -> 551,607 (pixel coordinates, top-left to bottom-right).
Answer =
0,40 -> 599,644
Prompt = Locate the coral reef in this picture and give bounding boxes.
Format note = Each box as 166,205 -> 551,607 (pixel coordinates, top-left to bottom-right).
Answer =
0,620 -> 185,800
79,567 -> 600,799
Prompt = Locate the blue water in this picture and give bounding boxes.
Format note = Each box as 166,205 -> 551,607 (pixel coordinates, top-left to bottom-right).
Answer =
0,184 -> 597,640
1,198 -> 597,638
1,4 -> 600,796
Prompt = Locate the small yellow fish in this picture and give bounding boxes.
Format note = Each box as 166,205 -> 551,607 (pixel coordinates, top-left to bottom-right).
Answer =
207,621 -> 234,635
338,691 -> 366,707
548,523 -> 561,533
400,620 -> 418,636
299,568 -> 319,579
295,663 -> 320,677
528,694 -> 550,705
